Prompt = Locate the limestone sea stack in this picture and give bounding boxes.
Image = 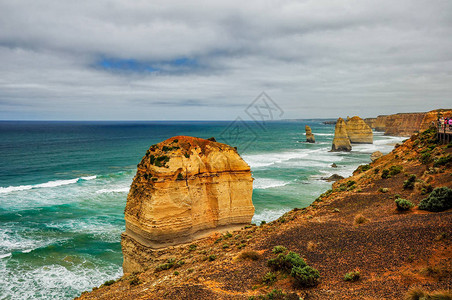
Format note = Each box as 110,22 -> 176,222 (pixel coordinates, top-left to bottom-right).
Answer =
122,136 -> 254,272
346,116 -> 373,144
305,125 -> 315,143
331,118 -> 351,152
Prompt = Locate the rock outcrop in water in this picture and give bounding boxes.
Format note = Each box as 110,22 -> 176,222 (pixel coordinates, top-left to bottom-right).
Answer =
346,116 -> 373,144
122,136 -> 254,273
331,118 -> 352,152
305,125 -> 315,143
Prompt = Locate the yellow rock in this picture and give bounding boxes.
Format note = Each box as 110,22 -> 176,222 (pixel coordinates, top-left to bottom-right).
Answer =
305,125 -> 315,143
122,136 -> 254,273
331,118 -> 351,152
346,116 -> 373,144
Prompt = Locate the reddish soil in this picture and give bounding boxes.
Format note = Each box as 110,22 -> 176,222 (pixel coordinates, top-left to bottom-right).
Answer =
77,130 -> 452,300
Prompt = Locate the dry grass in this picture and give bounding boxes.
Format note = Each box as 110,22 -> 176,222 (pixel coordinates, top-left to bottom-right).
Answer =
307,241 -> 317,251
404,287 -> 452,300
238,250 -> 261,261
354,214 -> 369,225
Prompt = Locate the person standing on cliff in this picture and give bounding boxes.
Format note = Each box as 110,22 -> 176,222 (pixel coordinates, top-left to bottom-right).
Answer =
445,118 -> 449,133
438,117 -> 444,131
449,118 -> 452,131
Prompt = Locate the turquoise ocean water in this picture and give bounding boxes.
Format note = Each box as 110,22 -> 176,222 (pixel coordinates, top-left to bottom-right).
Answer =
0,121 -> 405,299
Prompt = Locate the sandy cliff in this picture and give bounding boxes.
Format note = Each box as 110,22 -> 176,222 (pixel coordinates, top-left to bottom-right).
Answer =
331,118 -> 351,151
122,136 -> 254,273
346,116 -> 373,144
373,109 -> 452,136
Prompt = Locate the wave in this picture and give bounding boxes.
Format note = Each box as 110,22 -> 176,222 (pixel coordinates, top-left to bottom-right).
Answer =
253,178 -> 291,190
243,148 -> 330,169
96,187 -> 129,194
0,176 -> 97,194
0,253 -> 11,259
252,208 -> 290,224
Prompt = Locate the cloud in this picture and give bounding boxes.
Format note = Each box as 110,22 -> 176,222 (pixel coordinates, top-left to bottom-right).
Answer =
0,0 -> 451,120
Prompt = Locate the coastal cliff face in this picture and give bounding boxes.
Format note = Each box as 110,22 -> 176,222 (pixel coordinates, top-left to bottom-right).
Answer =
123,136 -> 254,273
305,125 -> 315,143
346,116 -> 373,144
331,118 -> 351,152
363,117 -> 376,129
373,109 -> 452,136
383,112 -> 426,136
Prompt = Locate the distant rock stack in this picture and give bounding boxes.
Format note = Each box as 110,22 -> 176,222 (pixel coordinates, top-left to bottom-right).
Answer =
305,125 -> 315,143
346,116 -> 373,144
331,118 -> 352,152
122,136 -> 254,273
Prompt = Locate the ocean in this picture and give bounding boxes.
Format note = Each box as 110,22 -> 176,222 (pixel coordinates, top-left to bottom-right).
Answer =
0,121 -> 406,299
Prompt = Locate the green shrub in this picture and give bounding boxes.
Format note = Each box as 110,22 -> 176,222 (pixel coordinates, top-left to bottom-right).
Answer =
262,272 -> 277,285
102,279 -> 115,287
389,165 -> 403,176
420,152 -> 432,164
403,174 -> 416,189
379,187 -> 389,193
272,246 -> 287,254
155,258 -> 175,271
188,244 -> 197,251
268,252 -> 306,272
208,254 -> 217,261
290,265 -> 320,287
381,169 -> 390,179
260,220 -> 267,226
223,243 -> 230,249
395,198 -> 415,211
177,173 -> 184,180
419,187 -> 452,212
344,271 -> 360,282
129,276 -> 142,286
434,154 -> 452,167
184,153 -> 190,158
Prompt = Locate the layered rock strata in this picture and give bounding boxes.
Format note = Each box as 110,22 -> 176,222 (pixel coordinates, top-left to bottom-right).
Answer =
122,136 -> 254,273
373,109 -> 452,136
346,116 -> 373,144
305,125 -> 315,143
331,118 -> 352,152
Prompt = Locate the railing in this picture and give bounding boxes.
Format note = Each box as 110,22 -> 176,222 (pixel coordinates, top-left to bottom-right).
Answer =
438,124 -> 452,134
437,123 -> 452,144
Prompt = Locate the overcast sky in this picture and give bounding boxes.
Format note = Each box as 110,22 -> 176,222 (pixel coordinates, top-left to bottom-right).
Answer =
0,0 -> 451,120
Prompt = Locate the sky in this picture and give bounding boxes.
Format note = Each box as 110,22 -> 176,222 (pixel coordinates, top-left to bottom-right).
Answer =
0,0 -> 451,120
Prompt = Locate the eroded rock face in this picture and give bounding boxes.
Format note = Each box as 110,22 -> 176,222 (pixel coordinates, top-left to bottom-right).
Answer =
331,118 -> 351,152
122,136 -> 254,273
305,125 -> 315,143
371,151 -> 383,161
346,116 -> 373,144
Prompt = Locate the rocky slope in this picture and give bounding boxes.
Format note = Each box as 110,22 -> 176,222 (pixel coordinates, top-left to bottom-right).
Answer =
122,136 -> 254,273
345,116 -> 373,144
305,125 -> 315,143
331,118 -> 351,151
77,128 -> 451,300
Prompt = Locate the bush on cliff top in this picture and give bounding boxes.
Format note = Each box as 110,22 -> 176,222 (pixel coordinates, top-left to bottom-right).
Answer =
419,187 -> 452,212
395,198 -> 414,211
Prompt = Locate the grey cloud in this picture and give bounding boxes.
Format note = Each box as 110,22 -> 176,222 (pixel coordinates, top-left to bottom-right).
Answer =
0,0 -> 451,120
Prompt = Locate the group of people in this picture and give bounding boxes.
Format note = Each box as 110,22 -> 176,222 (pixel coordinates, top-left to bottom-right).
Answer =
438,117 -> 452,132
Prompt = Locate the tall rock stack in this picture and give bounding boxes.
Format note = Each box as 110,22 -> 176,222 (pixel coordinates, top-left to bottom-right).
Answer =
331,118 -> 352,152
346,116 -> 373,144
305,125 -> 315,143
122,136 -> 254,273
